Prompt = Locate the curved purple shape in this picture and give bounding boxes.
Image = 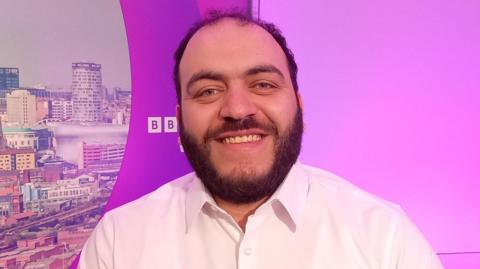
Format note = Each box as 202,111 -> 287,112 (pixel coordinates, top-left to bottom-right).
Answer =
104,0 -> 200,212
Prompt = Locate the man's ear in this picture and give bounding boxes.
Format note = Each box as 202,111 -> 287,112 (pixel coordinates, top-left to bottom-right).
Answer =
176,104 -> 185,152
296,92 -> 304,111
176,104 -> 181,123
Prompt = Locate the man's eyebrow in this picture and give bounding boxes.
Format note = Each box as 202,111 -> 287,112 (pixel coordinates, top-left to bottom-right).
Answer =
244,64 -> 285,78
186,70 -> 225,91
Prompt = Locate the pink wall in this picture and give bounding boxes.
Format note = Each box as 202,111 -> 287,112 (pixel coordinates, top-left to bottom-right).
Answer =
259,0 -> 480,265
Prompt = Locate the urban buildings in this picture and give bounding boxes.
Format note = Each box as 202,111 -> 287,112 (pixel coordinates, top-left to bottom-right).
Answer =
71,62 -> 102,122
21,174 -> 99,212
49,99 -> 73,121
3,128 -> 36,150
80,142 -> 125,169
0,63 -> 129,269
113,87 -> 131,102
0,189 -> 23,216
0,68 -> 20,112
0,68 -> 19,97
3,127 -> 53,151
6,89 -> 37,126
0,148 -> 36,171
0,244 -> 75,269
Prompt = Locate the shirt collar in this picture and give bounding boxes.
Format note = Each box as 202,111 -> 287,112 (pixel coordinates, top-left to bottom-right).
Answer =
269,162 -> 309,230
185,173 -> 213,233
184,162 -> 310,233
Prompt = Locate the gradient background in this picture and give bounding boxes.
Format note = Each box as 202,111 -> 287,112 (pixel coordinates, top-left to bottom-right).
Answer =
74,0 -> 480,268
259,0 -> 480,267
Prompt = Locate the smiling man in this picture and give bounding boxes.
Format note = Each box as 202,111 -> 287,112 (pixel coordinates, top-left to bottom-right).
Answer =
79,12 -> 443,269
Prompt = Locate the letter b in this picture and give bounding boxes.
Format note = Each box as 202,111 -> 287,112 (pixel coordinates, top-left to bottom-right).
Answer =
148,117 -> 163,133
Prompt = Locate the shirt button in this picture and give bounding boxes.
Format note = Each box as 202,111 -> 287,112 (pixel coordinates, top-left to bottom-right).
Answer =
243,248 -> 252,256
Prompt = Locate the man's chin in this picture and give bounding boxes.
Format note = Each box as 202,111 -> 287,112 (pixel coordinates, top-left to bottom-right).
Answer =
213,162 -> 272,182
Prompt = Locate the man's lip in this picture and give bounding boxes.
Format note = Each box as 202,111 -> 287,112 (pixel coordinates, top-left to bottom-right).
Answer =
213,129 -> 269,140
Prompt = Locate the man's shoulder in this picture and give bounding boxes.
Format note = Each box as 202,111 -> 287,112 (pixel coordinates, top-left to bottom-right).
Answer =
104,172 -> 196,220
297,164 -> 442,268
300,164 -> 402,218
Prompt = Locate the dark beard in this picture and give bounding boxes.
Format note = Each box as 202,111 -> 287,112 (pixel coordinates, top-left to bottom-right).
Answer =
179,108 -> 303,204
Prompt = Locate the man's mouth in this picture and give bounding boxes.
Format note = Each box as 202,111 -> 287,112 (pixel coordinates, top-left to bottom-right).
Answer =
221,134 -> 262,144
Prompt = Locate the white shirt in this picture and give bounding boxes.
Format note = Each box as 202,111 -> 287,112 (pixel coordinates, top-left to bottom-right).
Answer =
79,163 -> 443,269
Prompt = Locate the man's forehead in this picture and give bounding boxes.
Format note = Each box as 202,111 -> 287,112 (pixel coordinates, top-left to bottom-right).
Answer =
179,18 -> 289,80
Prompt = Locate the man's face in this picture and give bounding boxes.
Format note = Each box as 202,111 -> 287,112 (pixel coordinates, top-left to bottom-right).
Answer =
178,19 -> 302,203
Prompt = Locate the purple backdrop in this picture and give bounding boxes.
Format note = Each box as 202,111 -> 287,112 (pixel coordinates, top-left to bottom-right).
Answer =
260,0 -> 480,267
103,0 -> 197,211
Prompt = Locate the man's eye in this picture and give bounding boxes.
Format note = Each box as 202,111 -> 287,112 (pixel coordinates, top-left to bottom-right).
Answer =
254,82 -> 275,89
198,88 -> 219,97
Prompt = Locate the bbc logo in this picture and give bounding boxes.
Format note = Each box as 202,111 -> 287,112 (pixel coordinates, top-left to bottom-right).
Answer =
148,116 -> 177,133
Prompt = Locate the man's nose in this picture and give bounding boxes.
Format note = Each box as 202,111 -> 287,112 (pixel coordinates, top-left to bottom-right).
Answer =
219,87 -> 258,120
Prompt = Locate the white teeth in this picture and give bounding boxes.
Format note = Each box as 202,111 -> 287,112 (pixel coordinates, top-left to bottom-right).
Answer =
222,135 -> 261,144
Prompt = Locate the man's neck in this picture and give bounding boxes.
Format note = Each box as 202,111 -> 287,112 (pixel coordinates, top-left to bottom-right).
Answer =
214,196 -> 268,232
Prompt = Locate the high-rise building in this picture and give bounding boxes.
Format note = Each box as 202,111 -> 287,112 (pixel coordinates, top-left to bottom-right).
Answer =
72,62 -> 102,122
50,99 -> 73,120
0,67 -> 20,113
6,89 -> 37,125
5,87 -> 50,122
0,68 -> 19,98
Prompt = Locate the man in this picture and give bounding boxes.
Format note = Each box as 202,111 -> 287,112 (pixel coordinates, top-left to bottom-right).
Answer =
79,12 -> 443,269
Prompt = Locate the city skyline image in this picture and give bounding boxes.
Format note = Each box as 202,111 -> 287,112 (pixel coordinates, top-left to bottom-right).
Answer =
0,1 -> 131,268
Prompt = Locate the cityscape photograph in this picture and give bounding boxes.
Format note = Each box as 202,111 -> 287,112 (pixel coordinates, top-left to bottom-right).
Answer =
0,1 -> 131,268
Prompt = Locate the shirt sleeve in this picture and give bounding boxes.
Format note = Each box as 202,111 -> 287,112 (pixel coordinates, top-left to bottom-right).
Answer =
78,213 -> 115,269
391,210 -> 444,269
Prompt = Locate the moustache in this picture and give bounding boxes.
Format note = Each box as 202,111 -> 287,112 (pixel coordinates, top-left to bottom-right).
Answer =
204,116 -> 277,142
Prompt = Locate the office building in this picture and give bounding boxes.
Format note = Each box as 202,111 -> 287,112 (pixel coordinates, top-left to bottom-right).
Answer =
6,89 -> 37,125
0,148 -> 35,171
50,99 -> 73,120
71,62 -> 102,122
0,68 -> 19,98
3,127 -> 53,151
80,142 -> 125,169
0,68 -> 20,113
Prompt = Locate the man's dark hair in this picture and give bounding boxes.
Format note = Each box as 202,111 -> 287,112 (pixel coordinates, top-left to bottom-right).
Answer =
173,10 -> 299,104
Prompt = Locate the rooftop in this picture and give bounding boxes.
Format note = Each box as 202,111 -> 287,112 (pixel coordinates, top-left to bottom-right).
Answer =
2,127 -> 35,133
0,148 -> 35,155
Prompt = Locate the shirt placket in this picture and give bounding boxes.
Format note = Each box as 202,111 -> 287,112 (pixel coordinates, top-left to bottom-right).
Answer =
237,210 -> 270,269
